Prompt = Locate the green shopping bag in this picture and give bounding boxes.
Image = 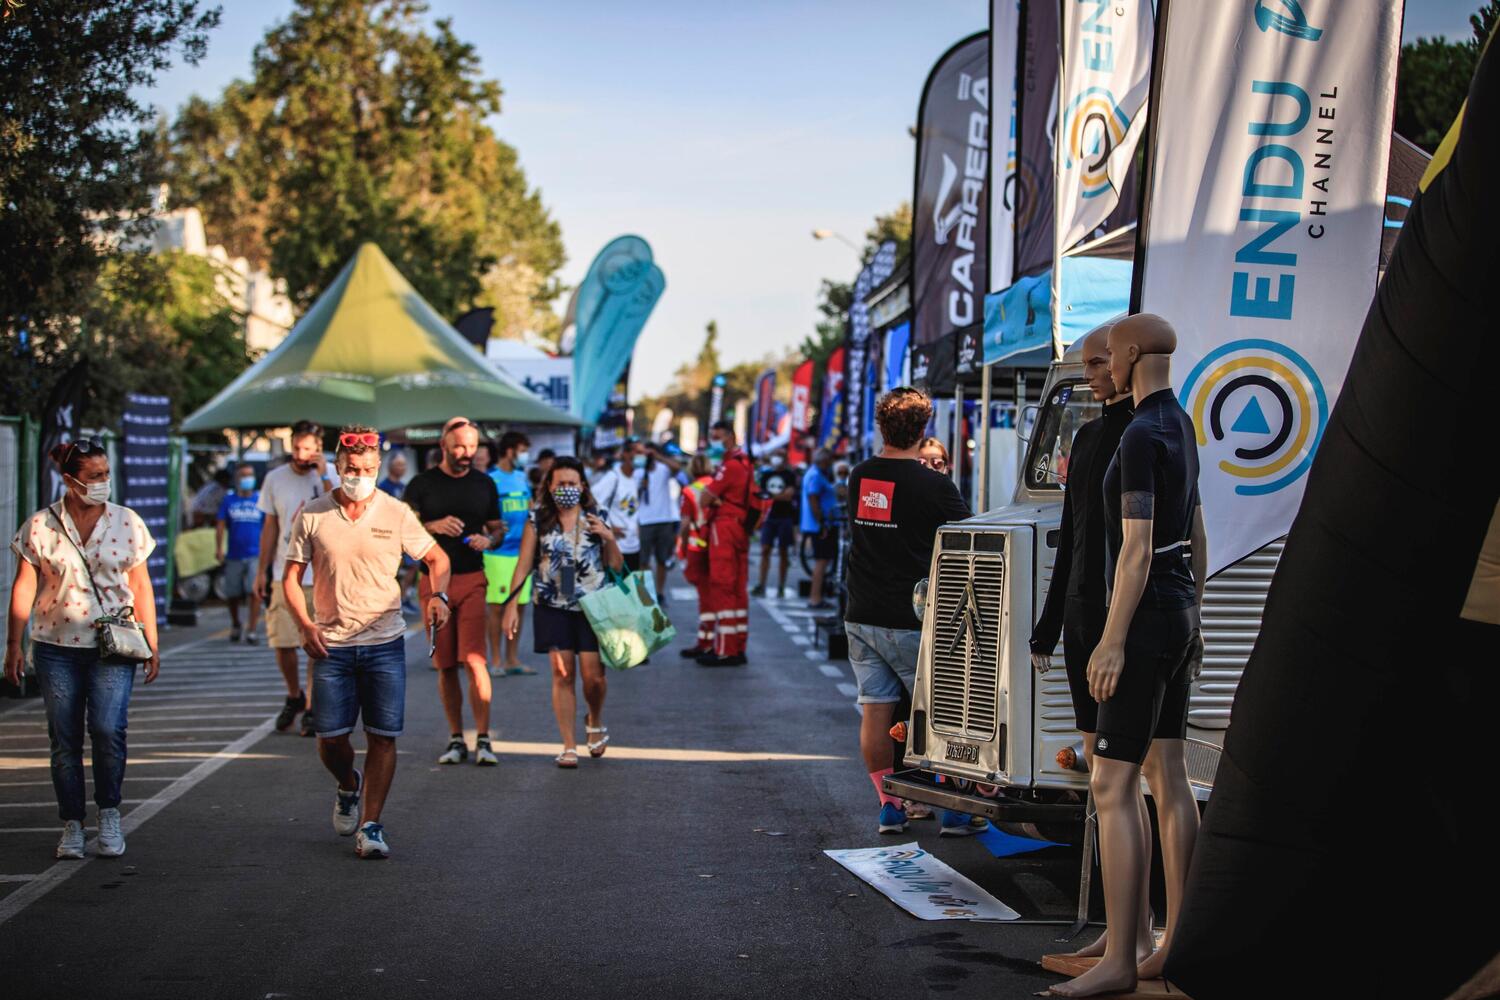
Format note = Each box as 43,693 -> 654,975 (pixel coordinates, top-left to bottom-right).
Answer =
578,568 -> 677,670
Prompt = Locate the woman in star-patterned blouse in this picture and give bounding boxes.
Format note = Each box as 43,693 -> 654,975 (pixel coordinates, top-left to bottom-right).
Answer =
5,440 -> 159,861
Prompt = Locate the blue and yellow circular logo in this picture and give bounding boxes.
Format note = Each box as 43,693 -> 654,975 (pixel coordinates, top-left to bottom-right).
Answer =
1180,339 -> 1328,497
1062,87 -> 1129,199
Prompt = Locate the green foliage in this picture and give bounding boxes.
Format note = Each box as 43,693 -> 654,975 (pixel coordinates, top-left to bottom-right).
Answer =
0,0 -> 219,417
1395,3 -> 1497,152
165,0 -> 565,327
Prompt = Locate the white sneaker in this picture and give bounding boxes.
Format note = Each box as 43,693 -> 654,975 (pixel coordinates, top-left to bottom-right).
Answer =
97,807 -> 126,857
437,739 -> 467,765
333,769 -> 362,836
475,739 -> 498,767
355,822 -> 390,859
56,820 -> 85,860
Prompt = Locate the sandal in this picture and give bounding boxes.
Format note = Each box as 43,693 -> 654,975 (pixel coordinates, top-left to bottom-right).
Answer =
504,665 -> 537,676
586,725 -> 610,758
555,748 -> 579,769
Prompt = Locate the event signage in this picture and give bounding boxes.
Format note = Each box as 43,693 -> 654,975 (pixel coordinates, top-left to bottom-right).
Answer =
570,235 -> 666,426
1012,1 -> 1059,280
789,359 -> 814,465
38,360 -> 87,506
121,393 -> 171,622
825,844 -> 1021,921
707,372 -> 727,428
818,346 -> 846,450
912,32 -> 990,346
845,241 -> 899,442
1135,0 -> 1401,574
1056,0 -> 1155,256
749,368 -> 777,449
990,0 -> 1021,292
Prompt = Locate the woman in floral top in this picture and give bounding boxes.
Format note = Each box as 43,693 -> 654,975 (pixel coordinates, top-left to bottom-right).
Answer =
502,457 -> 623,768
5,440 -> 159,861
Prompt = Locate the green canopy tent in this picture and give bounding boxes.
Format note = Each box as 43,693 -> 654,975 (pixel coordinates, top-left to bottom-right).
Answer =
181,243 -> 580,432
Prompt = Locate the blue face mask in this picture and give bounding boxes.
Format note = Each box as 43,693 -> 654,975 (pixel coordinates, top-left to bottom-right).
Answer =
238,476 -> 256,492
514,451 -> 529,470
707,442 -> 726,461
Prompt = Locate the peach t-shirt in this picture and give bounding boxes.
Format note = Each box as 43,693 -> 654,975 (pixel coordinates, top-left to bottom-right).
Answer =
11,501 -> 156,648
284,490 -> 433,646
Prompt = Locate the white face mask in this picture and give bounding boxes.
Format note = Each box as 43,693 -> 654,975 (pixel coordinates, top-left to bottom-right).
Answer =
341,475 -> 377,502
769,455 -> 784,467
70,475 -> 110,506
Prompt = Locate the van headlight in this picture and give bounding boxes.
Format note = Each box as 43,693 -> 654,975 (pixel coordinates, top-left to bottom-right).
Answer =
912,578 -> 929,622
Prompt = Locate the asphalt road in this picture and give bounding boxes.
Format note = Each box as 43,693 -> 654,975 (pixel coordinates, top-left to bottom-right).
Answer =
0,565 -> 1090,999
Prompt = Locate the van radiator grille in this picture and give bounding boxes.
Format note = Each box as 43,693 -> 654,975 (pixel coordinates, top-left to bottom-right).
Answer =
1193,539 -> 1284,730
929,544 -> 1005,740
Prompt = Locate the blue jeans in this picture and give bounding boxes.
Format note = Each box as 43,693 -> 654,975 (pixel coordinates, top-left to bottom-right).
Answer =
33,641 -> 136,822
845,621 -> 920,704
313,636 -> 407,739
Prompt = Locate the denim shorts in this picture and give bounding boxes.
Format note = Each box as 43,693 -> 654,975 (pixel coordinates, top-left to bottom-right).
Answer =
313,636 -> 407,739
845,621 -> 920,704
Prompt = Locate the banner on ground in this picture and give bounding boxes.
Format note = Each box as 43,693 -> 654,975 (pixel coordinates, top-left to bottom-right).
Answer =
789,360 -> 815,465
1135,0 -> 1402,575
825,843 -> 1021,921
845,240 -> 899,442
990,0 -> 1021,291
1056,0 -> 1154,255
1012,1 -> 1059,279
818,346 -> 846,450
121,393 -> 171,623
912,32 -> 990,346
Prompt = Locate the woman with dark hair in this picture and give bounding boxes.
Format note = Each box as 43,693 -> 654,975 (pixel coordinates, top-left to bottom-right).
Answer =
5,439 -> 159,860
501,457 -> 624,768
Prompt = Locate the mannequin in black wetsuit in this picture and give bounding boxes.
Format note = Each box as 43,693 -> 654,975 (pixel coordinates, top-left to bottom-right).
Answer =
1029,322 -> 1151,963
1048,314 -> 1208,999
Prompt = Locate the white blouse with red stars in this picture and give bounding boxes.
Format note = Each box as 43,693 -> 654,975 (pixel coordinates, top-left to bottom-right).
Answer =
10,501 -> 155,648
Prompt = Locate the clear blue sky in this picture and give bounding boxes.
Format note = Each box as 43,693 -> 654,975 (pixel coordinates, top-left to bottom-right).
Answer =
142,0 -> 1485,396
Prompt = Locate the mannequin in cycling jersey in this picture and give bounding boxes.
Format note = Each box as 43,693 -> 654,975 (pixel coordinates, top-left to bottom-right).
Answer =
1049,313 -> 1207,997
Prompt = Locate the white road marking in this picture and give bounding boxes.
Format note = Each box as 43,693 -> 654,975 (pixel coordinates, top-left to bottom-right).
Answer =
819,664 -> 844,678
837,682 -> 859,699
791,636 -> 811,646
0,875 -> 39,883
0,717 -> 276,927
803,650 -> 824,661
0,800 -> 149,809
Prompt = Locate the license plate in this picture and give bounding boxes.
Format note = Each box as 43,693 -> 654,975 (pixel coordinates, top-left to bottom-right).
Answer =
944,741 -> 979,764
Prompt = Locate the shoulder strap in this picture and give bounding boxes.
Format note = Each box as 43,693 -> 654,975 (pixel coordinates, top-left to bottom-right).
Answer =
48,507 -> 112,616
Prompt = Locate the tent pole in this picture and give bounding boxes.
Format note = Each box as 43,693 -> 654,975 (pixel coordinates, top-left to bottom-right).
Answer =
952,382 -> 964,490
977,365 -> 992,511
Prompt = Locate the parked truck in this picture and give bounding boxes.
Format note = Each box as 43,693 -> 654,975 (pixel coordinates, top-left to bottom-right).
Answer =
886,340 -> 1281,843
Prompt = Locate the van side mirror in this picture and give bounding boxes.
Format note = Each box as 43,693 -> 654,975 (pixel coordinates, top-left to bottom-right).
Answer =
1017,404 -> 1040,444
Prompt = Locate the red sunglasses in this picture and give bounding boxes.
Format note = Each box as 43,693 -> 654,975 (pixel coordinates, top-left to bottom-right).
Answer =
338,432 -> 381,448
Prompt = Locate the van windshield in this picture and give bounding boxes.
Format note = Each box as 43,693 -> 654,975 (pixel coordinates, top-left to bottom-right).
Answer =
1023,380 -> 1103,492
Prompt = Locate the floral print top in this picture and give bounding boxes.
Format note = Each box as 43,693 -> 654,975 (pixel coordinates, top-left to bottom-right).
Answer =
11,501 -> 155,648
530,507 -> 611,611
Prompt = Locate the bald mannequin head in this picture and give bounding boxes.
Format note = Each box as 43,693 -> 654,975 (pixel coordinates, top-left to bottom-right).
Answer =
1107,313 -> 1178,401
1080,323 -> 1125,402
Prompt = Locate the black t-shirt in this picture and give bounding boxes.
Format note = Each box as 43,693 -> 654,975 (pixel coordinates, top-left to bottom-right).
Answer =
1103,388 -> 1200,610
846,456 -> 972,630
757,466 -> 800,520
1030,397 -> 1134,653
403,467 -> 500,576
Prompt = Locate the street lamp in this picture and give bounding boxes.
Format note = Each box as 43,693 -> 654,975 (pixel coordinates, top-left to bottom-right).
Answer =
811,229 -> 861,255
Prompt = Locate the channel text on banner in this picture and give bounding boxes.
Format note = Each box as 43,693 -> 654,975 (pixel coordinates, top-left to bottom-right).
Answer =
1134,0 -> 1402,575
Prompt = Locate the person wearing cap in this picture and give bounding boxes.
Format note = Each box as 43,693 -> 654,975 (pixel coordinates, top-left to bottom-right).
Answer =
403,417 -> 505,767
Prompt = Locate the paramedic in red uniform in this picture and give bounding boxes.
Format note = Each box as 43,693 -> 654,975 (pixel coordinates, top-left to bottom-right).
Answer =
698,420 -> 753,666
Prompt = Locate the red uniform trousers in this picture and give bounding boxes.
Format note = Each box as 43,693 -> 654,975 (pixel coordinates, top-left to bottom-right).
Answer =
705,517 -> 749,657
682,542 -> 713,651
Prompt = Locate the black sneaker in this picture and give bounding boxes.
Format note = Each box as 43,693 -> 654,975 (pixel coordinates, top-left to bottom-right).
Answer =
679,646 -> 711,659
300,708 -> 317,738
229,626 -> 242,642
276,691 -> 306,732
696,653 -> 747,667
750,585 -> 766,597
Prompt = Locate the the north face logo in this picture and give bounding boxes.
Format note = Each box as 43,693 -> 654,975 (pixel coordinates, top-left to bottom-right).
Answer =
857,479 -> 895,522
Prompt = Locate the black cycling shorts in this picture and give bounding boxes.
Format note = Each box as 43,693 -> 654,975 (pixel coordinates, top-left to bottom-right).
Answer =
810,527 -> 839,561
1093,606 -> 1197,764
1062,597 -> 1107,733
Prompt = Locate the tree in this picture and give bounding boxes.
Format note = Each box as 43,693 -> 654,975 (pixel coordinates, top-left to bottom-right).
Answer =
1394,2 -> 1498,151
166,0 -> 565,325
0,0 -> 220,416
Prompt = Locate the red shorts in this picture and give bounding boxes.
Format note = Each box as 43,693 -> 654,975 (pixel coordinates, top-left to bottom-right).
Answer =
420,570 -> 487,671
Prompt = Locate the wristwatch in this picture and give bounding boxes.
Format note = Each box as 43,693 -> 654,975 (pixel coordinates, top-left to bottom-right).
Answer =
430,592 -> 450,605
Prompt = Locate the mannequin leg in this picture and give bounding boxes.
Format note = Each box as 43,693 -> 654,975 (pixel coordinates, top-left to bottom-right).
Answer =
1051,756 -> 1147,997
1137,738 -> 1198,980
1070,736 -> 1155,961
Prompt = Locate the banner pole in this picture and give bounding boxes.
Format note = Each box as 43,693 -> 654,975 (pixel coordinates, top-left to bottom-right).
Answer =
1129,0 -> 1171,314
977,365 -> 992,511
1050,0 -> 1065,361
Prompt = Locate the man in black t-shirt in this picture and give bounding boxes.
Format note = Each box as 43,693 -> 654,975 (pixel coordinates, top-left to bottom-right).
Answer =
403,417 -> 504,767
845,388 -> 973,837
751,452 -> 799,598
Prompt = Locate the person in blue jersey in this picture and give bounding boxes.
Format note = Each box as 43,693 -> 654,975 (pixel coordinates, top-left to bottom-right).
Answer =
485,431 -> 536,676
215,462 -> 265,643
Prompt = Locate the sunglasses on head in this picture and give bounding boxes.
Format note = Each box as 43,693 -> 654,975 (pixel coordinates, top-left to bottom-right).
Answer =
339,432 -> 381,448
65,437 -> 105,459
